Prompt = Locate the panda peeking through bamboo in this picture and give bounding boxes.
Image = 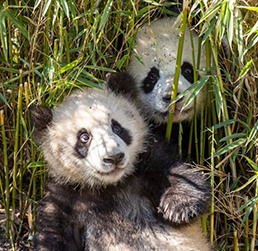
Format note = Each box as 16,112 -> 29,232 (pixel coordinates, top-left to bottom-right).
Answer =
31,84 -> 210,250
108,17 -> 209,160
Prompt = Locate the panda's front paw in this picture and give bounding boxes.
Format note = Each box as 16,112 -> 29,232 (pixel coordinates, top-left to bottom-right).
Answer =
158,188 -> 207,224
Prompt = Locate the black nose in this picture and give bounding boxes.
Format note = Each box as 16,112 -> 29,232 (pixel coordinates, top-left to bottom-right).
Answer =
103,152 -> 125,165
162,94 -> 171,103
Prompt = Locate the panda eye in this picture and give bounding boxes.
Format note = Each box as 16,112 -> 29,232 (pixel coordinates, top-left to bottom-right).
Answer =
79,131 -> 90,143
142,67 -> 160,93
111,119 -> 132,145
181,62 -> 194,83
111,120 -> 122,134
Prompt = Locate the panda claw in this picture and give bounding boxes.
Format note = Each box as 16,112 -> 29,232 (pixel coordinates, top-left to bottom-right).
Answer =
159,191 -> 206,224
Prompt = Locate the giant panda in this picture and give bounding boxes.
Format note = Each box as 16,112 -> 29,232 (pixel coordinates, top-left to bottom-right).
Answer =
127,17 -> 207,125
110,15 -> 207,158
31,86 -> 210,250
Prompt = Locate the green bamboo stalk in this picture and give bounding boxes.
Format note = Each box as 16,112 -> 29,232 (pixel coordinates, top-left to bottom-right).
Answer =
58,12 -> 64,61
210,126 -> 215,244
209,37 -> 236,179
200,32 -> 212,236
233,230 -> 239,251
64,27 -> 70,63
187,119 -> 194,160
12,84 -> 23,229
18,71 -> 24,215
43,5 -> 51,65
5,1 -> 13,63
244,196 -> 249,251
178,123 -> 183,159
166,7 -> 188,141
250,177 -> 258,251
0,110 -> 11,238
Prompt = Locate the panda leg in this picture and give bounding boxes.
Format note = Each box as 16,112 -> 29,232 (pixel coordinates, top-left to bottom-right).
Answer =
158,162 -> 211,224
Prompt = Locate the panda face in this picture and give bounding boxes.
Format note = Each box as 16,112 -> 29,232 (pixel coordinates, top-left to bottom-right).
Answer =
40,89 -> 146,188
128,18 -> 206,123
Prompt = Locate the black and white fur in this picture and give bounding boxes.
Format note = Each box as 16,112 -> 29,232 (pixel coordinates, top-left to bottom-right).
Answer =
128,17 -> 207,124
32,87 -> 210,250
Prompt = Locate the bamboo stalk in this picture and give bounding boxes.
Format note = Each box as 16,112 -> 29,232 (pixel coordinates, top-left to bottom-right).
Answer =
166,6 -> 188,141
250,177 -> 258,251
210,126 -> 215,244
0,110 -> 12,237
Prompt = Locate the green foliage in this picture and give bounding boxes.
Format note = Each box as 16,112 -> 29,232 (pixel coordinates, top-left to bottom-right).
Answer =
0,0 -> 257,250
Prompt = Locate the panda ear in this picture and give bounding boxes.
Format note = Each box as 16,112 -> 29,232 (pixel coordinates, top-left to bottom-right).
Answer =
30,105 -> 53,142
106,72 -> 138,100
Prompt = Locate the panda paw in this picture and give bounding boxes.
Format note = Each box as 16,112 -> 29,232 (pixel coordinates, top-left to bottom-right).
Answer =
158,188 -> 207,224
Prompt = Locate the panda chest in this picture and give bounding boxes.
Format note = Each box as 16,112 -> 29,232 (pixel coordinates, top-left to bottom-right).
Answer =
77,190 -> 175,250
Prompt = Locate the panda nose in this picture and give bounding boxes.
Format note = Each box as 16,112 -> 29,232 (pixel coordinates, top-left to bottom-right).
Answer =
103,152 -> 125,165
162,94 -> 171,103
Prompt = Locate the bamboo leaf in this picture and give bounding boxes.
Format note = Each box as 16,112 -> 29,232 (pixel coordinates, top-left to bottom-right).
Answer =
238,196 -> 258,223
60,0 -> 70,19
42,0 -> 52,16
219,133 -> 246,142
227,5 -> 234,48
198,2 -> 223,25
238,59 -> 253,80
208,119 -> 235,131
238,196 -> 258,212
246,33 -> 258,51
182,76 -> 210,109
5,10 -> 29,40
233,175 -> 257,192
34,0 -> 42,10
242,205 -> 254,224
98,0 -> 113,32
238,6 -> 258,12
0,93 -> 9,106
215,138 -> 246,156
59,57 -> 83,74
0,67 -> 19,73
0,11 -> 8,62
242,156 -> 258,171
84,65 -> 115,72
213,77 -> 223,119
247,120 -> 258,144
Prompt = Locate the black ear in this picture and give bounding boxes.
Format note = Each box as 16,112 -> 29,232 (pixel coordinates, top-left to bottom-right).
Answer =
106,72 -> 138,100
30,105 -> 53,132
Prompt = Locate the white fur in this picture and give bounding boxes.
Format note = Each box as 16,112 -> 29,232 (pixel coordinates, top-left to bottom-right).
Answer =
128,17 -> 207,123
41,88 -> 147,187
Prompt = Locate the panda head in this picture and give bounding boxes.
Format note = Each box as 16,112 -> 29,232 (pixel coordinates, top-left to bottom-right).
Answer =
128,17 -> 206,124
31,88 -> 147,188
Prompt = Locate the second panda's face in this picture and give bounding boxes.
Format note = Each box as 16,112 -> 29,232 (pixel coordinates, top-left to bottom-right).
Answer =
40,89 -> 146,188
129,18 -> 206,123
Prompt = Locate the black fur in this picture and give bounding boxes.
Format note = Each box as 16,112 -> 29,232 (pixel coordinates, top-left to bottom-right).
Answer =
106,72 -> 138,99
30,105 -> 53,143
30,105 -> 53,131
111,119 -> 132,145
142,67 -> 160,93
74,129 -> 91,158
181,61 -> 195,83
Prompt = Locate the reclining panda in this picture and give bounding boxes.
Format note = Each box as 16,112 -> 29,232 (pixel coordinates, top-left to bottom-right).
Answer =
32,85 -> 210,250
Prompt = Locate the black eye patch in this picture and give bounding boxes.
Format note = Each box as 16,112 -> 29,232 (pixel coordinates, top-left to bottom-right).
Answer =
111,119 -> 132,145
181,61 -> 200,83
74,128 -> 91,158
181,61 -> 195,83
142,67 -> 160,93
